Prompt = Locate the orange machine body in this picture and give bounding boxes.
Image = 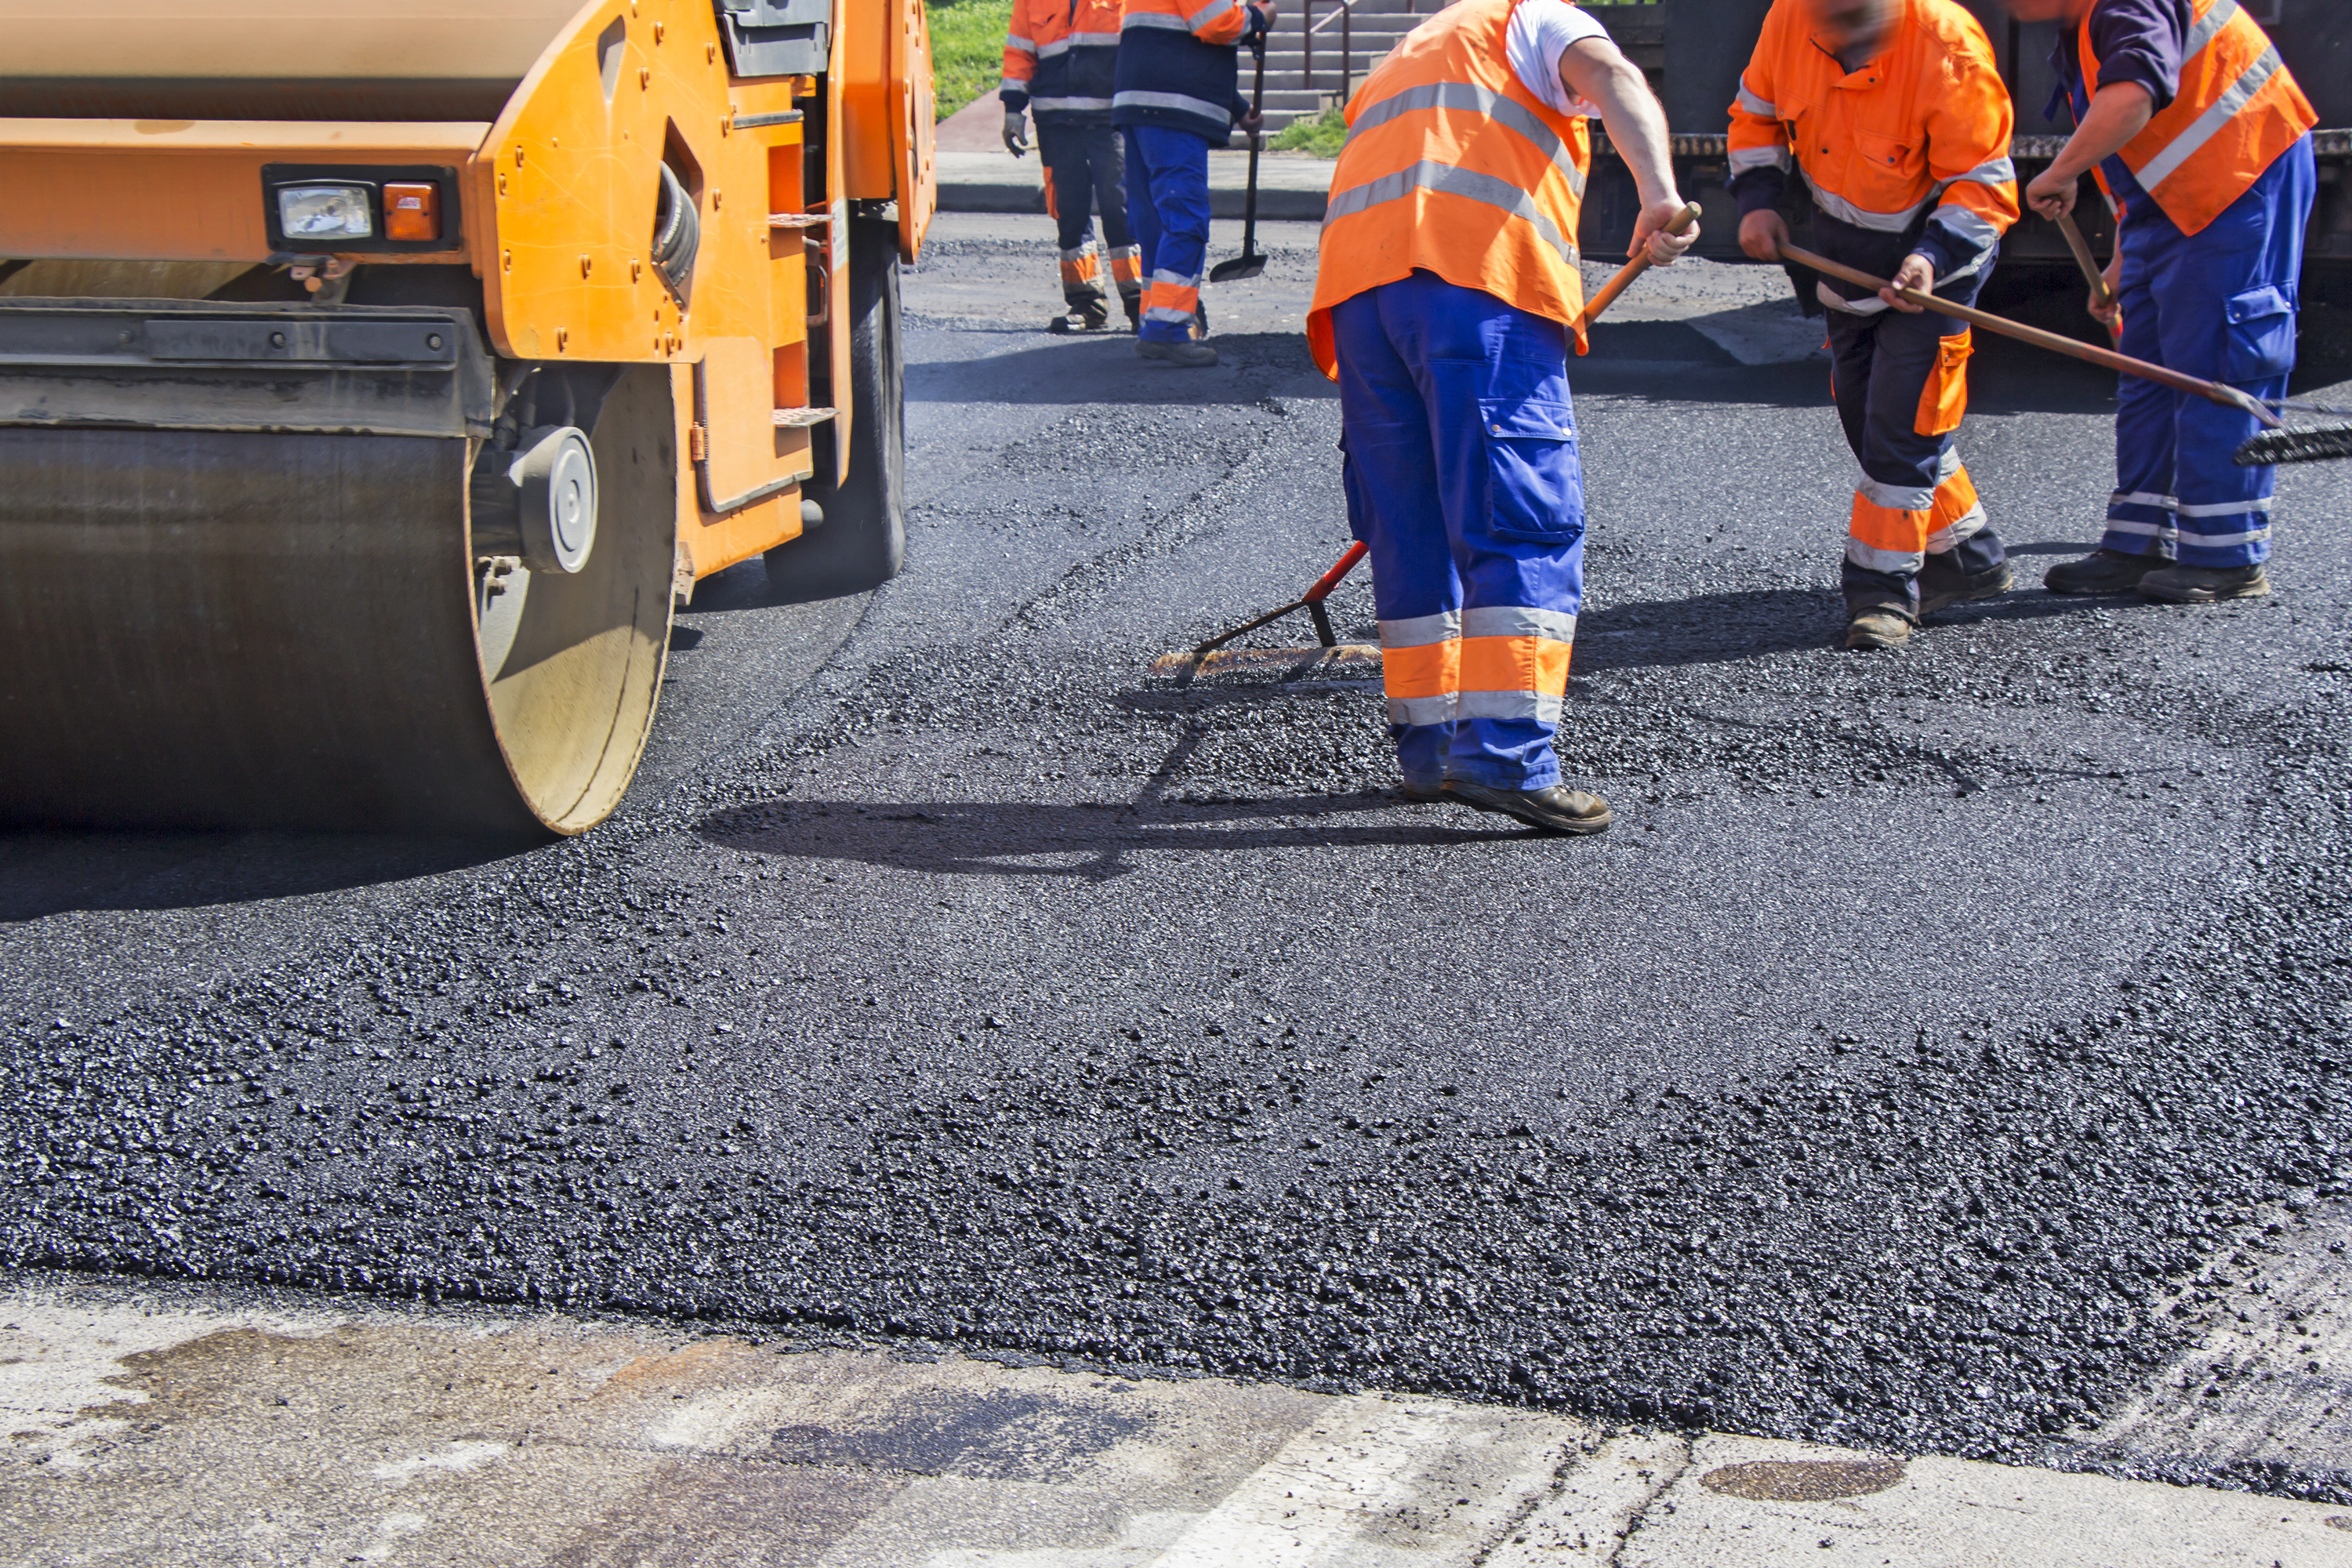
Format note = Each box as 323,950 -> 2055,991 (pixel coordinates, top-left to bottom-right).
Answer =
0,0 -> 936,583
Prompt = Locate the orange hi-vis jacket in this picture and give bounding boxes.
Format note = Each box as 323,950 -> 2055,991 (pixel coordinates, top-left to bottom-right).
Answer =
1728,0 -> 2017,281
2077,0 -> 2315,238
1305,0 -> 1591,379
1002,0 -> 1123,123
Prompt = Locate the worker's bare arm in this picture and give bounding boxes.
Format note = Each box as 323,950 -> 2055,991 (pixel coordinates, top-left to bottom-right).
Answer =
1560,35 -> 1696,265
2026,82 -> 2153,219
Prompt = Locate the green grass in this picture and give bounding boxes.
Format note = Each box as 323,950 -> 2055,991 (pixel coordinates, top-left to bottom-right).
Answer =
1269,107 -> 1347,158
929,0 -> 1017,122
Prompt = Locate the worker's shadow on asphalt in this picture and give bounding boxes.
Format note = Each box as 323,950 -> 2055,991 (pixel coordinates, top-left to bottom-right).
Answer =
1555,580 -> 2118,672
695,793 -> 1538,880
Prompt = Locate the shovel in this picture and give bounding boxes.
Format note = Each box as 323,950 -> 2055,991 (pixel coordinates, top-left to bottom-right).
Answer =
1780,242 -> 2352,467
2054,210 -> 2122,346
1208,39 -> 1270,285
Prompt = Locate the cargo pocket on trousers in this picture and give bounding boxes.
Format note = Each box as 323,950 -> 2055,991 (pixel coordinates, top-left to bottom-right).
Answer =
1476,397 -> 1584,545
2225,285 -> 2296,383
1914,328 -> 1972,437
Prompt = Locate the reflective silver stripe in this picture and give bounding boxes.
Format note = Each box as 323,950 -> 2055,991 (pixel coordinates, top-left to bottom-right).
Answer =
2138,45 -> 2284,194
1038,36 -> 1070,56
1121,12 -> 1196,29
2185,0 -> 2241,60
1324,161 -> 1580,268
2176,495 -> 2273,517
1729,144 -> 1791,176
1112,89 -> 1234,123
2103,517 -> 2176,538
1388,695 -> 1457,726
1859,476 -> 1935,513
1820,281 -> 1889,316
1069,31 -> 1121,46
1343,81 -> 1588,195
1736,82 -> 1779,118
1006,32 -> 1036,53
1059,244 -> 1097,260
1145,306 -> 1196,323
1106,244 -> 1142,258
1461,605 -> 1577,642
2180,525 -> 2270,545
1000,77 -> 1027,93
1809,183 -> 1932,232
1378,610 -> 1461,648
1924,502 -> 1989,553
1457,689 -> 1563,723
1151,267 -> 1200,288
1032,95 -> 1116,112
1947,155 -> 2016,188
2111,489 -> 2177,510
1188,0 -> 1241,28
1846,537 -> 1924,573
1930,206 -> 2004,252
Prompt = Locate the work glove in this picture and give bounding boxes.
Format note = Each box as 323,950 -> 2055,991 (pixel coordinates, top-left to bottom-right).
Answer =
1003,111 -> 1029,158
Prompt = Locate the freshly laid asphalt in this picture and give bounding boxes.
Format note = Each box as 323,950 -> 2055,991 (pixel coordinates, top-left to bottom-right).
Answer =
5,217 -> 2351,1500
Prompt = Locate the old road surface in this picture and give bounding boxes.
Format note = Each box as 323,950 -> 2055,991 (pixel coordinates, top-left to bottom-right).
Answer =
6,216 -> 2352,1563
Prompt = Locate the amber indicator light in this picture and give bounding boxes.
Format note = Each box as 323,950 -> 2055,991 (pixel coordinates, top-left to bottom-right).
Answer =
384,182 -> 441,242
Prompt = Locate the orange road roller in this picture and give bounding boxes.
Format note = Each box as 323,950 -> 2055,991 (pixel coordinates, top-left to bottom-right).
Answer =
0,0 -> 935,835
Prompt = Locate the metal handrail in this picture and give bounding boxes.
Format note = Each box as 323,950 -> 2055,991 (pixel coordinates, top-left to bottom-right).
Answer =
1299,0 -> 1424,110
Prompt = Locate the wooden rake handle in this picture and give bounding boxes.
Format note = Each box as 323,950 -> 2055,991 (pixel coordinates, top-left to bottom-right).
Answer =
2054,211 -> 2122,345
1779,242 -> 2277,426
1575,201 -> 1704,333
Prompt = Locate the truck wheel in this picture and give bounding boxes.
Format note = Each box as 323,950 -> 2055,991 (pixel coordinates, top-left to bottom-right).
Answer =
767,216 -> 905,596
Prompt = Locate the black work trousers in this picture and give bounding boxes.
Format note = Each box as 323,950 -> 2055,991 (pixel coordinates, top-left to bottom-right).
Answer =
1038,121 -> 1140,310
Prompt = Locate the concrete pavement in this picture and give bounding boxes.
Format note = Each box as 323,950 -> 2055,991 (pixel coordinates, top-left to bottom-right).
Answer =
8,1274 -> 2351,1566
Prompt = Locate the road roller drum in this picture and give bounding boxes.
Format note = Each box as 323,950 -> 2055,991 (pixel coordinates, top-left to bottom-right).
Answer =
0,0 -> 935,835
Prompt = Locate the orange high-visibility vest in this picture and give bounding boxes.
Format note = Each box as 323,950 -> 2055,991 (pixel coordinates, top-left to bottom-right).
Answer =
1306,0 -> 1590,379
1727,0 -> 2016,260
2082,0 -> 2314,237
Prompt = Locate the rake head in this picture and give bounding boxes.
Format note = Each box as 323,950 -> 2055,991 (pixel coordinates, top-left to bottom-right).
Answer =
2235,422 -> 2352,466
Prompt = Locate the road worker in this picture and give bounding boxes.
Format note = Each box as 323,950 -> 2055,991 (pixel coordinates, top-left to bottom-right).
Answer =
1001,0 -> 1145,333
1306,0 -> 1696,834
1113,0 -> 1274,367
2005,0 -> 2316,604
1731,0 -> 2023,652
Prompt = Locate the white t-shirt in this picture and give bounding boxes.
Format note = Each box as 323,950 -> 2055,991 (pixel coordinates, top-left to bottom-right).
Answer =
1505,0 -> 1611,118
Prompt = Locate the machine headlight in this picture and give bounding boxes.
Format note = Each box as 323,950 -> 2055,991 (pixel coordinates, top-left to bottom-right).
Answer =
275,184 -> 374,241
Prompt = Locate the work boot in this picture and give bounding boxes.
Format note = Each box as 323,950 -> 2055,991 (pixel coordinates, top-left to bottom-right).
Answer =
1446,780 -> 1612,835
1916,556 -> 2014,618
1138,337 -> 1218,368
1122,294 -> 1142,334
2044,548 -> 2161,595
1048,299 -> 1111,334
2139,562 -> 2271,603
1399,779 -> 1449,804
1843,606 -> 1913,651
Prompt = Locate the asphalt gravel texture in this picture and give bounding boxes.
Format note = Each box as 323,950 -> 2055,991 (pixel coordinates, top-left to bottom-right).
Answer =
6,220 -> 2352,1499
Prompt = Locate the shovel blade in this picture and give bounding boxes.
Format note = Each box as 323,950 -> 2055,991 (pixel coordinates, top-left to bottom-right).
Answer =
1207,252 -> 1266,284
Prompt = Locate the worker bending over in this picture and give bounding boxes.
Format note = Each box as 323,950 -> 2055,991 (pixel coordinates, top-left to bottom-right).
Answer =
2007,0 -> 2316,604
1113,0 -> 1273,367
1732,0 -> 2022,652
1306,0 -> 1695,834
1002,0 -> 1143,332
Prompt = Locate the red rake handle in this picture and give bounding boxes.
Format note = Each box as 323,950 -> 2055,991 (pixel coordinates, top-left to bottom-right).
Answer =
1303,540 -> 1369,601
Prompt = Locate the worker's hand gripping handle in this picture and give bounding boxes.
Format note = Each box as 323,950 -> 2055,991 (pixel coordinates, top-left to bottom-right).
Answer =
1575,202 -> 1704,334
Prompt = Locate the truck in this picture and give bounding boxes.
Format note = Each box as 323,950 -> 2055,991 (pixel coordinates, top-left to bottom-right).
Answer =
0,0 -> 935,837
1574,0 -> 2351,325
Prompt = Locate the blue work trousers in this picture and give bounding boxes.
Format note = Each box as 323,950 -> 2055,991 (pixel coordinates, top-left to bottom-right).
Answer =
2106,136 -> 2315,568
1334,271 -> 1584,794
1123,125 -> 1211,343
